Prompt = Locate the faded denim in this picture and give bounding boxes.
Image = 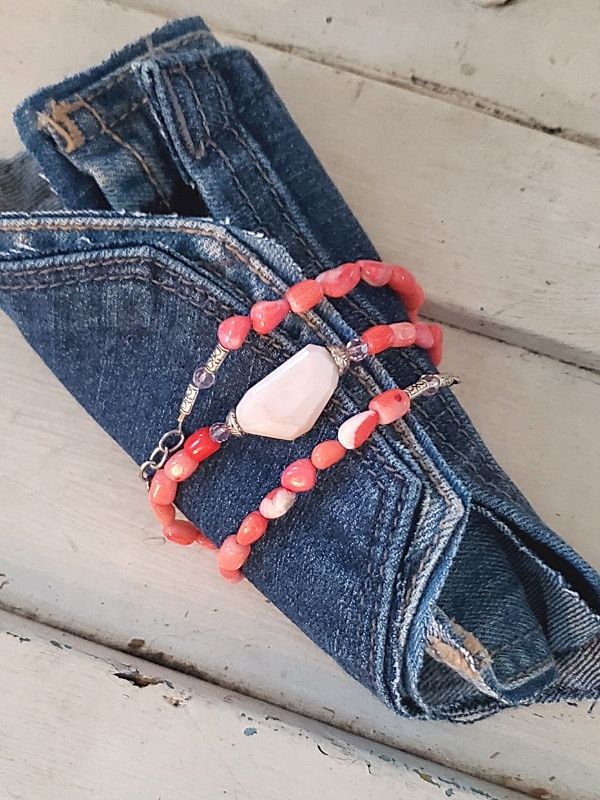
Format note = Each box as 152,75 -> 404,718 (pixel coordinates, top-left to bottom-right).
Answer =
0,17 -> 598,721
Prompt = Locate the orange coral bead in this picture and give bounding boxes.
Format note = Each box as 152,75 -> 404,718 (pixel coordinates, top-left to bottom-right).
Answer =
429,323 -> 443,366
311,440 -> 347,470
361,324 -> 394,355
219,567 -> 244,584
369,388 -> 411,425
217,534 -> 251,571
164,450 -> 199,482
250,299 -> 290,334
218,315 -> 252,350
163,519 -> 200,546
390,322 -> 416,347
338,409 -> 379,449
149,502 -> 176,526
281,458 -> 317,492
402,283 -> 426,314
148,470 -> 177,506
316,262 -> 361,297
357,260 -> 393,287
388,266 -> 417,295
184,426 -> 221,462
236,511 -> 269,545
286,279 -> 324,313
414,321 -> 434,349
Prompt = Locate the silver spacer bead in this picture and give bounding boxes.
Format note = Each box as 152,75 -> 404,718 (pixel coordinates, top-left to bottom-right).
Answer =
326,345 -> 351,375
225,408 -> 245,437
405,373 -> 461,401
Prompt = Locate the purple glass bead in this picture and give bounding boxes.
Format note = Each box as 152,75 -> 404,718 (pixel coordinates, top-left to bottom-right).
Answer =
209,422 -> 231,443
192,366 -> 216,389
346,337 -> 369,362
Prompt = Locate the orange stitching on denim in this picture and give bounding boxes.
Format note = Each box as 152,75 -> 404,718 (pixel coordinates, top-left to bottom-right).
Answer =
36,99 -> 86,153
83,97 -> 149,145
83,30 -> 216,103
74,95 -> 171,209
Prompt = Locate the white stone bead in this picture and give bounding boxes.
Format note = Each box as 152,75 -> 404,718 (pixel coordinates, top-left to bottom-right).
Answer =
235,344 -> 339,441
259,488 -> 297,519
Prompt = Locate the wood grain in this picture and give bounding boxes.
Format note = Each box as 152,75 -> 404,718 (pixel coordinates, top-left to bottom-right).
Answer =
121,0 -> 600,146
1,2 -> 599,799
0,611 -> 530,800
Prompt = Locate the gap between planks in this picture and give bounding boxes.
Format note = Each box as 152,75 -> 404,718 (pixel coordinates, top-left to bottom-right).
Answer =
0,314 -> 598,800
114,0 -> 600,149
0,609 -> 530,800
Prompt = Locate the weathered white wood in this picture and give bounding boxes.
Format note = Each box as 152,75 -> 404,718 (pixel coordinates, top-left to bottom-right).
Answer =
2,0 -> 600,371
0,313 -> 598,800
230,37 -> 600,372
120,0 -> 600,147
0,611 -> 529,800
1,3 -> 599,799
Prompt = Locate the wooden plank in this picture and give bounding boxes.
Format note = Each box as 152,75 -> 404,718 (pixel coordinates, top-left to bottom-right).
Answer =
120,0 -> 600,147
229,37 -> 600,373
0,312 -> 598,800
2,0 -> 600,371
0,3 -> 599,799
0,611 -> 529,800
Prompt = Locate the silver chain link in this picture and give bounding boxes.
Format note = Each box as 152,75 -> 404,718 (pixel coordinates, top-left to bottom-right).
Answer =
139,426 -> 185,485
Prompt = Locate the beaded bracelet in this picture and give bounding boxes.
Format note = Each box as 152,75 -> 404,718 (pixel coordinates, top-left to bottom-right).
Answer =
140,258 -> 454,582
150,372 -> 458,583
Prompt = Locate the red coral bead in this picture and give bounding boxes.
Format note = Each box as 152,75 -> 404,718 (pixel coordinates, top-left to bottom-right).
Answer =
218,315 -> 251,350
148,470 -> 177,506
281,458 -> 317,493
337,409 -> 379,449
316,262 -> 361,297
311,440 -> 347,470
402,283 -> 426,314
286,279 -> 324,313
357,260 -> 393,287
361,324 -> 394,355
164,450 -> 199,482
369,388 -> 411,425
236,511 -> 269,545
428,323 -> 443,366
414,321 -> 434,349
149,502 -> 176,525
217,534 -> 251,571
250,299 -> 290,334
219,567 -> 244,584
184,427 -> 222,462
196,530 -> 218,551
388,266 -> 417,295
390,322 -> 416,347
163,519 -> 200,546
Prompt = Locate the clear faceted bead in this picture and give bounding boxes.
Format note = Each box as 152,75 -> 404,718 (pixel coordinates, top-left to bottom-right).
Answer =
192,366 -> 216,389
346,337 -> 369,362
209,422 -> 231,443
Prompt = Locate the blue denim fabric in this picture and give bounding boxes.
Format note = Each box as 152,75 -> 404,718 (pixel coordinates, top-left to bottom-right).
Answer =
0,17 -> 599,721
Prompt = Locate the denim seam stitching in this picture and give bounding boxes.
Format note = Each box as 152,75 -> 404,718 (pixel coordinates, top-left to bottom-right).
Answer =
78,97 -> 150,144
197,53 -> 320,269
73,95 -> 171,209
174,63 -> 266,232
0,261 -> 396,490
81,30 -> 217,104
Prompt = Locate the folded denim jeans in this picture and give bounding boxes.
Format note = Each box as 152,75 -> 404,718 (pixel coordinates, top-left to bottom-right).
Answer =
1,17 -> 599,721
